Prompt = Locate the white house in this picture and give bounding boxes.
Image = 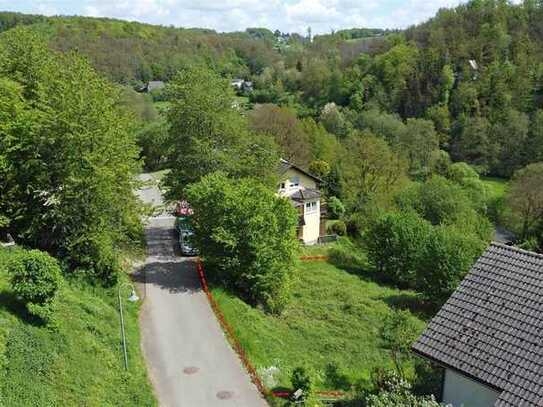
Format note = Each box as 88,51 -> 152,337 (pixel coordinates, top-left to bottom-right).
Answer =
278,159 -> 324,245
412,243 -> 543,407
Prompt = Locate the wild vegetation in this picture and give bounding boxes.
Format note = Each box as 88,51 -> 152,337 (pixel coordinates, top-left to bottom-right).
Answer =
0,248 -> 155,406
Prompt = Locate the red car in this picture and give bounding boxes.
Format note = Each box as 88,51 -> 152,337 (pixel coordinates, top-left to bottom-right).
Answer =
174,200 -> 193,217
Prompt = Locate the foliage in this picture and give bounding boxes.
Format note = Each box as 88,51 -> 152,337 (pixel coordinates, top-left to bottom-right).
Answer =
308,160 -> 331,179
329,220 -> 347,236
341,132 -> 407,213
380,310 -> 422,378
186,172 -> 298,312
0,28 -> 142,284
164,66 -> 279,199
364,372 -> 440,407
365,211 -> 432,287
249,104 -> 311,167
365,208 -> 488,305
327,196 -> 346,219
506,163 -> 543,250
417,225 -> 487,305
8,250 -> 62,323
136,120 -> 169,171
0,249 -> 155,405
291,366 -> 313,396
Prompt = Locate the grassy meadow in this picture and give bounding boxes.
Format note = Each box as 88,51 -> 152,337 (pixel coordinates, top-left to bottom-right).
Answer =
210,244 -> 427,391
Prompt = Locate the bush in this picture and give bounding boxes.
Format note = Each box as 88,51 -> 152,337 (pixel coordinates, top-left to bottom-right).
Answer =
364,371 -> 440,407
186,172 -> 298,313
416,226 -> 486,305
66,232 -> 120,286
327,196 -> 345,219
291,366 -> 313,396
364,211 -> 433,287
329,220 -> 347,236
8,250 -> 63,322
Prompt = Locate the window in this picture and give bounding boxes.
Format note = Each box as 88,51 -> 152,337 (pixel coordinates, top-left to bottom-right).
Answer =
289,176 -> 300,189
305,201 -> 318,214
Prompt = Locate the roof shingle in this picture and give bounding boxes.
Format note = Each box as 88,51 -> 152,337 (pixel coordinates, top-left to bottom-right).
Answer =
412,243 -> 543,407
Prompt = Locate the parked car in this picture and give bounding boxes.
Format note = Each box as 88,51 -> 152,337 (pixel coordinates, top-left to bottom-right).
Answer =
175,216 -> 192,235
179,230 -> 198,256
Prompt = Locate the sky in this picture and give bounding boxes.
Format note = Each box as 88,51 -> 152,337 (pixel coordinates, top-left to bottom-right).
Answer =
0,0 -> 512,35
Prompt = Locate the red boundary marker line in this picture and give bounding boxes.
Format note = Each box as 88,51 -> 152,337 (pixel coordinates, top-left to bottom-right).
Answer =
195,258 -> 344,401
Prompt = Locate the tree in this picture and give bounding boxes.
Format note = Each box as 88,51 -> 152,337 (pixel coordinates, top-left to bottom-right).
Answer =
400,118 -> 439,178
308,160 -> 330,179
319,102 -> 351,137
452,116 -> 496,174
9,249 -> 63,323
381,310 -> 422,378
164,66 -> 279,199
185,172 -> 298,313
417,225 -> 486,305
136,120 -> 169,171
0,28 -> 142,284
507,163 -> 543,247
248,103 -> 311,167
365,211 -> 433,288
341,132 -> 407,212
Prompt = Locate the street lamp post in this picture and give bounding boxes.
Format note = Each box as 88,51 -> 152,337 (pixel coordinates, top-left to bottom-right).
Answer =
118,282 -> 139,370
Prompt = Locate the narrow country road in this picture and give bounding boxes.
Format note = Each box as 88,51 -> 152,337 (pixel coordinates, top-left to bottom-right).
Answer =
135,173 -> 268,407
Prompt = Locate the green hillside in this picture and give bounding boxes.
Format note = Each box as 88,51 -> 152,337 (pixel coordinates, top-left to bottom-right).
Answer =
0,248 -> 155,406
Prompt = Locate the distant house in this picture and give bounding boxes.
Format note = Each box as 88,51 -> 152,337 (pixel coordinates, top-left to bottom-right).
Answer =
230,78 -> 253,93
412,243 -> 543,407
142,81 -> 165,93
278,159 -> 325,245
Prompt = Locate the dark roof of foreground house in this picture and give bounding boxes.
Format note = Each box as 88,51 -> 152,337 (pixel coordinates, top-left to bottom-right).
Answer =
279,159 -> 322,183
412,243 -> 543,407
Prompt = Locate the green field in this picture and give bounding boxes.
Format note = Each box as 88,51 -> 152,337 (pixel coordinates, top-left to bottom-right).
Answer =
482,176 -> 508,199
211,254 -> 426,391
0,248 -> 156,406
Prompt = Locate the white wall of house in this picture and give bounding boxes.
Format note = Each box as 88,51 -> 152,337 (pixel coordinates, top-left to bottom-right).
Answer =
442,369 -> 500,407
302,199 -> 320,245
278,168 -> 317,196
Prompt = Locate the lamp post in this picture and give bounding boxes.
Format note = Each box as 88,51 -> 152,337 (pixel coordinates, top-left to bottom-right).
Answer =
118,282 -> 139,370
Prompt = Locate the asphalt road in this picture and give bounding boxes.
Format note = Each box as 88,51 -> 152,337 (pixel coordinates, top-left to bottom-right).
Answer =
136,173 -> 267,407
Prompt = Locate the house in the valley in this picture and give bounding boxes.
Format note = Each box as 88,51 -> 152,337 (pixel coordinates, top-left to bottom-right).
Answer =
412,243 -> 543,407
278,159 -> 325,245
142,80 -> 165,93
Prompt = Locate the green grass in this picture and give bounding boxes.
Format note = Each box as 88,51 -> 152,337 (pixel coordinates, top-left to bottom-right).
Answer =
482,176 -> 508,199
211,258 -> 426,391
0,248 -> 156,406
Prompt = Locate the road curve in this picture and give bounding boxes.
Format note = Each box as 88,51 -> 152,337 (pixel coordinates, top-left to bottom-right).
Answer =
136,173 -> 267,407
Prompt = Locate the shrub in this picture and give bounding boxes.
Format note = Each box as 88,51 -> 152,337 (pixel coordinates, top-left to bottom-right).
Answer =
186,172 -> 298,313
8,250 -> 63,322
329,220 -> 347,236
291,366 -> 313,396
364,371 -> 440,407
66,232 -> 120,286
416,226 -> 486,305
380,310 -> 422,378
327,196 -> 345,219
364,211 -> 432,287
